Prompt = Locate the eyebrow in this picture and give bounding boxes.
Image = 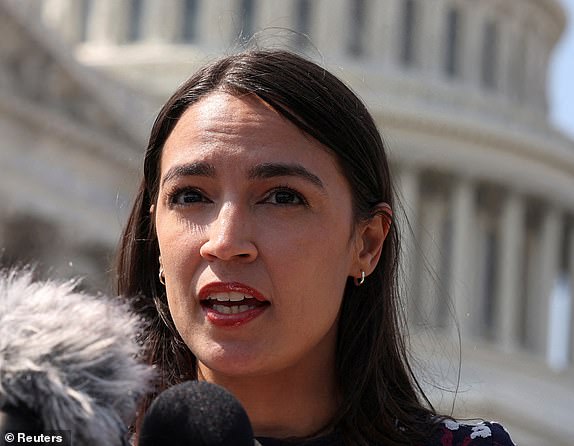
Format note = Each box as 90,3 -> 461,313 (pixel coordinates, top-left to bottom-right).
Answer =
248,163 -> 324,189
161,162 -> 215,187
161,161 -> 324,190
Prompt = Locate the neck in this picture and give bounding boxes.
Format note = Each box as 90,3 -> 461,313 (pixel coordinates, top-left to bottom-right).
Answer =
198,349 -> 339,439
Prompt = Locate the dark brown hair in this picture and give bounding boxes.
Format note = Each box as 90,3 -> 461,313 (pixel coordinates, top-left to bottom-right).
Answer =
116,49 -> 436,445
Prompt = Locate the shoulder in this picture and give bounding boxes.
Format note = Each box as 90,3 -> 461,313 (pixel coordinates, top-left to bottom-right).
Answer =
424,419 -> 516,446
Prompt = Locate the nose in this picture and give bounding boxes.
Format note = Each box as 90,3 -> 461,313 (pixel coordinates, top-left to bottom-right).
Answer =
199,202 -> 258,262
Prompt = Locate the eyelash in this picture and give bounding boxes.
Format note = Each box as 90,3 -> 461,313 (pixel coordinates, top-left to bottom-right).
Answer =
262,187 -> 308,206
166,187 -> 209,207
165,186 -> 308,207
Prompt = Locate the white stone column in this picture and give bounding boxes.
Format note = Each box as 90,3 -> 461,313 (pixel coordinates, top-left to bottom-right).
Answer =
199,0 -> 237,51
396,166 -> 420,323
537,36 -> 552,114
510,27 -> 528,103
497,16 -> 517,100
419,0 -> 447,77
84,0 -> 107,43
495,191 -> 525,351
521,24 -> 548,114
42,0 -> 79,42
141,0 -> 179,43
313,0 -> 346,56
372,0 -> 401,66
257,0 -> 291,40
418,196 -> 447,329
449,178 -> 476,338
533,207 -> 561,357
88,0 -> 129,44
460,3 -> 486,87
520,27 -> 534,106
238,0 -> 261,43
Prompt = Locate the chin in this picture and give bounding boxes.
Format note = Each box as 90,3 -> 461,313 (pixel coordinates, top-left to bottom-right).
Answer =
195,344 -> 272,378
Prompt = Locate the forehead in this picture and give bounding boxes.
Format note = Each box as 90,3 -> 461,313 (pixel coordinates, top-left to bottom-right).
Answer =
161,92 -> 344,174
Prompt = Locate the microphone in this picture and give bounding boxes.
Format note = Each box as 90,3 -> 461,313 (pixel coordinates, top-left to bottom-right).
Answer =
138,381 -> 255,446
0,269 -> 154,445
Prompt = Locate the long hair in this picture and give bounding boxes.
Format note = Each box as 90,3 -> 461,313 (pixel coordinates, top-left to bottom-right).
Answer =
116,50 -> 436,445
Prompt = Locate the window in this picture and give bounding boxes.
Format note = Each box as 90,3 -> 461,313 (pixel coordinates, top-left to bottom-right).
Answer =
239,0 -> 255,43
481,20 -> 498,89
401,0 -> 417,66
182,0 -> 199,42
348,0 -> 367,57
128,0 -> 144,42
444,7 -> 460,77
294,0 -> 312,48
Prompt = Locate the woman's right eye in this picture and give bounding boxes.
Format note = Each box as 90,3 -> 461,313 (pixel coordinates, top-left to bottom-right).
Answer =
168,188 -> 208,206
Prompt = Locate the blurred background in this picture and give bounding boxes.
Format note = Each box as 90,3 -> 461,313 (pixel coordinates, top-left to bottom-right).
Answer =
0,0 -> 573,444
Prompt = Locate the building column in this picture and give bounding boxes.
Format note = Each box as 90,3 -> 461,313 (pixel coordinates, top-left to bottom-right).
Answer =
372,0 -> 401,67
258,0 -> 291,27
497,16 -> 516,101
313,0 -> 346,56
460,3 -> 485,87
41,0 -> 79,42
535,35 -> 551,114
370,0 -> 393,65
531,207 -> 561,358
495,191 -> 525,351
396,166 -> 421,324
199,0 -> 236,50
418,196 -> 448,329
449,178 -> 476,338
88,0 -> 128,44
141,0 -> 179,43
419,0 -> 447,78
520,24 -> 546,113
257,0 -> 292,38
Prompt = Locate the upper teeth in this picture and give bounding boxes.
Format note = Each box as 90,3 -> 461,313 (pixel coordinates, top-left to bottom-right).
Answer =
207,292 -> 255,302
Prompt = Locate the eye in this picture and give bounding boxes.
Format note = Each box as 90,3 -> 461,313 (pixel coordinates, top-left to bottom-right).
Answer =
168,187 -> 209,206
265,188 -> 307,205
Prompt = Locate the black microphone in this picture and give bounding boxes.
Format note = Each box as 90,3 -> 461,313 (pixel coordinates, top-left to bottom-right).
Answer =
0,269 -> 154,445
138,381 -> 255,446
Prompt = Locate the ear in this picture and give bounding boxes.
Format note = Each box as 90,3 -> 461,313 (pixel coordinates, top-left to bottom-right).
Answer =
351,203 -> 392,278
150,204 -> 155,214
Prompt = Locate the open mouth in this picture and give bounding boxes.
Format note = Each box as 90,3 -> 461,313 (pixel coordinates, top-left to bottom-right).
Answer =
200,292 -> 269,315
198,283 -> 270,326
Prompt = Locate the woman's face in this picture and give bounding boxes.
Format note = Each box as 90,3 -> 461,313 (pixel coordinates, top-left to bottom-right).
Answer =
154,92 -> 363,378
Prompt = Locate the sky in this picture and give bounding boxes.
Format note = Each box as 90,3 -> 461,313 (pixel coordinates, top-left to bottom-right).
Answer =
550,0 -> 574,139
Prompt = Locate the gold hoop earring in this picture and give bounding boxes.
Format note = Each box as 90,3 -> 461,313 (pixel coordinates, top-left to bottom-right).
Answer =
354,270 -> 365,287
159,265 -> 165,286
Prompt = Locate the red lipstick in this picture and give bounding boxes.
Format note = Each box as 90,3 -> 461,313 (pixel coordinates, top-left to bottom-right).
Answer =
198,282 -> 269,327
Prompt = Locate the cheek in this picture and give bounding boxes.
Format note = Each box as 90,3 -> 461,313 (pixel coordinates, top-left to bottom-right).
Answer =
157,216 -> 204,261
265,223 -> 353,303
156,217 -> 206,301
159,231 -> 205,344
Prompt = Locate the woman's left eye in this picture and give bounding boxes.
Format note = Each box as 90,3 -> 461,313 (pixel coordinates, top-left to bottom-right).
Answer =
264,188 -> 306,205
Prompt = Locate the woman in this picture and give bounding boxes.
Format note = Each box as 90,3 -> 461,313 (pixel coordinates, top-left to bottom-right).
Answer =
116,50 -> 515,446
